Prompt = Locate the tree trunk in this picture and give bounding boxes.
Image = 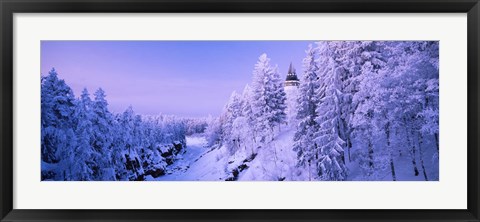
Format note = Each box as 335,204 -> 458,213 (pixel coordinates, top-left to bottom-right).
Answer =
418,132 -> 429,181
270,127 -> 274,142
347,136 -> 352,162
389,159 -> 396,181
385,121 -> 396,181
394,128 -> 403,157
368,137 -> 374,169
434,133 -> 439,152
308,160 -> 311,181
405,124 -> 419,176
404,118 -> 419,176
342,119 -> 352,163
337,123 -> 347,165
273,143 -> 278,166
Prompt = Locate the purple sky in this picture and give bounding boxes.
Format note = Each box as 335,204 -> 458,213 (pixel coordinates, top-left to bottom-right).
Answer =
41,41 -> 313,117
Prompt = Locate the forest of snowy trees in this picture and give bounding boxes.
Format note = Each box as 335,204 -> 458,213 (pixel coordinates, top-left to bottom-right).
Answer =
42,41 -> 438,181
41,69 -> 189,181
205,41 -> 439,181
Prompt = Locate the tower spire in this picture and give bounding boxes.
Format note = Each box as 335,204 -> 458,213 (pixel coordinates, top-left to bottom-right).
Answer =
285,62 -> 299,87
288,62 -> 294,74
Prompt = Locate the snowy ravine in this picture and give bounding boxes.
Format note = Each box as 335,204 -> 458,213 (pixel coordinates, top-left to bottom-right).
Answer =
151,126 -> 309,181
152,128 -> 298,181
154,136 -> 225,181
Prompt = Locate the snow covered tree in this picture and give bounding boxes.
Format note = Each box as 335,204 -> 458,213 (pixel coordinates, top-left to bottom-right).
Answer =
231,116 -> 255,155
91,88 -> 115,180
111,107 -> 137,180
292,45 -> 321,180
204,115 -> 224,147
349,41 -> 390,180
159,115 -> 187,150
345,41 -> 439,181
183,118 -> 208,135
240,84 -> 257,151
41,68 -> 78,180
268,64 -> 288,132
332,41 -> 361,163
251,53 -> 287,143
386,41 -> 439,180
223,91 -> 243,155
70,88 -> 95,180
41,68 -> 77,164
314,42 -> 348,180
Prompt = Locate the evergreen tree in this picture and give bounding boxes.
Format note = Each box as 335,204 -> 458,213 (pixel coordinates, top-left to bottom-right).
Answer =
112,107 -> 136,180
267,64 -> 288,132
204,115 -> 224,147
41,68 -> 77,180
350,41 -> 389,179
240,84 -> 257,150
223,91 -> 243,155
292,45 -> 321,180
314,42 -> 347,180
92,88 -> 115,180
70,88 -> 95,180
251,53 -> 287,142
41,68 -> 77,165
386,41 -> 439,180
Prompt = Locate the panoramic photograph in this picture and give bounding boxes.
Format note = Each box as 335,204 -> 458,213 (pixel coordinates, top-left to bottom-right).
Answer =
40,41 -> 439,181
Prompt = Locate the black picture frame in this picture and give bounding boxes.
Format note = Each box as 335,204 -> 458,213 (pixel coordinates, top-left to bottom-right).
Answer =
1,0 -> 479,221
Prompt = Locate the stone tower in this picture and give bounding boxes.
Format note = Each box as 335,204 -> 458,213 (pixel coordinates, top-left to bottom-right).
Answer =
284,62 -> 300,87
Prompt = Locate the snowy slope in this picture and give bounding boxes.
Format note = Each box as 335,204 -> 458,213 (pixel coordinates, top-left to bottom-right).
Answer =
154,127 -> 302,181
239,127 -> 299,181
154,127 -> 438,181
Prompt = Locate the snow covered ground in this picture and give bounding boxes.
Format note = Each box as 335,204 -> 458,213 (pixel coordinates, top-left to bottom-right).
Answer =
154,127 -> 438,181
155,136 -> 220,181
155,129 -> 299,181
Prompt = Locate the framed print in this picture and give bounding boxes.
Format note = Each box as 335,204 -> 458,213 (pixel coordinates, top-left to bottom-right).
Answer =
1,0 -> 479,221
